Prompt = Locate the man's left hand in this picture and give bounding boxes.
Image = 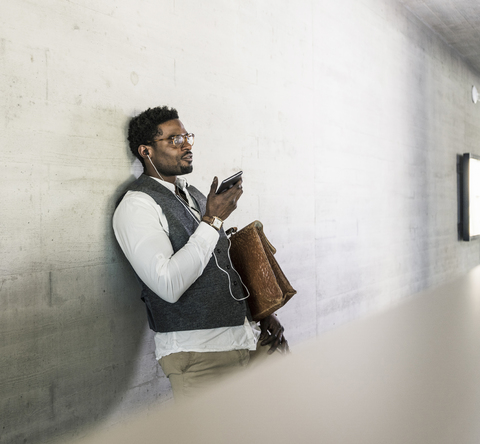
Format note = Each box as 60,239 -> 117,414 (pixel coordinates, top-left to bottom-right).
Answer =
259,314 -> 289,355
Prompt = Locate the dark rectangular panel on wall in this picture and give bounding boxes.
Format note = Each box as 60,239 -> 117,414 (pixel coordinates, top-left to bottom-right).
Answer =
461,153 -> 480,241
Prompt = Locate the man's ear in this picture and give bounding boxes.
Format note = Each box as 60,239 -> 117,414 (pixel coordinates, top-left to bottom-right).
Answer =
138,144 -> 150,160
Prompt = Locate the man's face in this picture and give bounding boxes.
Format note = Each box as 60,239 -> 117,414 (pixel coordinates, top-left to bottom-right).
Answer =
150,119 -> 193,178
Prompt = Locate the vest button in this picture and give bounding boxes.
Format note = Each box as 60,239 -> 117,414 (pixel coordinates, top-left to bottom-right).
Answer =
226,265 -> 231,270
233,281 -> 238,286
216,248 -> 221,253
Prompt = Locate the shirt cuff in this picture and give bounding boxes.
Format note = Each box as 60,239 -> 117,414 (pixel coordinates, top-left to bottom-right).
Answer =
193,219 -> 220,250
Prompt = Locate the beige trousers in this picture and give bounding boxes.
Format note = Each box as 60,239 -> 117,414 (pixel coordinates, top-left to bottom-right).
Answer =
158,344 -> 271,401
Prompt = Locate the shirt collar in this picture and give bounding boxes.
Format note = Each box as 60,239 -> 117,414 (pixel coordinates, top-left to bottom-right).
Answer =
149,175 -> 188,194
175,176 -> 188,191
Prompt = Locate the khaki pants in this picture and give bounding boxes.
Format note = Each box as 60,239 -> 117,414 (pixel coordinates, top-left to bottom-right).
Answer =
158,344 -> 271,401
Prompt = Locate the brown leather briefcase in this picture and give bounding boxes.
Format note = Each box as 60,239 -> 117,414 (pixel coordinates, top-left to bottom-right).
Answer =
228,221 -> 297,321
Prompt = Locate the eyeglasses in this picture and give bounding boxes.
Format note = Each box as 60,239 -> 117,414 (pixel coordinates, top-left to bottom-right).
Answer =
152,133 -> 195,148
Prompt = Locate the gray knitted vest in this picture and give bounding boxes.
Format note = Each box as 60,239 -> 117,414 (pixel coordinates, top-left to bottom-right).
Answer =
121,174 -> 250,333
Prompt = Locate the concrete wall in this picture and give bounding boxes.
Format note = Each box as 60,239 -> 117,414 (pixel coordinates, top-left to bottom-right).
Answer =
1,0 -> 480,442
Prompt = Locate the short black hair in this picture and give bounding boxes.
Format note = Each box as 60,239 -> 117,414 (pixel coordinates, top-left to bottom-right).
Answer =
127,106 -> 179,165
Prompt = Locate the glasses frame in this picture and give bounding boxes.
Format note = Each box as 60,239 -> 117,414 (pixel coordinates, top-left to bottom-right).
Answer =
151,133 -> 195,148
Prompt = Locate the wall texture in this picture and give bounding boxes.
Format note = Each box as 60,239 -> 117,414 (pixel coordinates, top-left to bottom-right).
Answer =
1,0 -> 480,442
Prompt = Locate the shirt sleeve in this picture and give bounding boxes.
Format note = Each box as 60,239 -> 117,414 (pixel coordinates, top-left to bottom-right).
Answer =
112,190 -> 219,303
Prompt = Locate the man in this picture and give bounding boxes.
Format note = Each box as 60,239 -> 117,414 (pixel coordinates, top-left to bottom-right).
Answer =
113,106 -> 288,400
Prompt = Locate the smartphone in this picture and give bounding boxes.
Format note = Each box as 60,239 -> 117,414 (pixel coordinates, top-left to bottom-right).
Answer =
216,171 -> 243,194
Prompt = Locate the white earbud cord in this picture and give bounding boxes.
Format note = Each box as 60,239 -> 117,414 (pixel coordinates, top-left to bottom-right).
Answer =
213,237 -> 250,301
148,155 -> 166,182
150,157 -> 250,302
177,194 -> 250,301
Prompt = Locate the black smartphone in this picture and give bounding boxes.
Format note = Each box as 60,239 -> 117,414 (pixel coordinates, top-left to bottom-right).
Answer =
216,171 -> 243,194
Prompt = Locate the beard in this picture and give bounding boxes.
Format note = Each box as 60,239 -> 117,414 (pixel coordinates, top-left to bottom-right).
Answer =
180,165 -> 193,175
156,162 -> 193,177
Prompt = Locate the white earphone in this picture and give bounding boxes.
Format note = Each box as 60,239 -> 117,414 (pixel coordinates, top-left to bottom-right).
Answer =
146,153 -> 166,182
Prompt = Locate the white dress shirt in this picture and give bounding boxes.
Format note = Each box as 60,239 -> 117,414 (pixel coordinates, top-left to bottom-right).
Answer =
112,175 -> 259,359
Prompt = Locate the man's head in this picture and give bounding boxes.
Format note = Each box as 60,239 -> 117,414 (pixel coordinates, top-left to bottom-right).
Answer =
128,106 -> 179,166
128,106 -> 194,183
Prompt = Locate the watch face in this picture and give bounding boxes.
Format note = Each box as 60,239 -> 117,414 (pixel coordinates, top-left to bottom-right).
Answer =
212,218 -> 222,229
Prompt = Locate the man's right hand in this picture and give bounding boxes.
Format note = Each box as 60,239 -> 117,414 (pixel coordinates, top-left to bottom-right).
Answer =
204,176 -> 243,221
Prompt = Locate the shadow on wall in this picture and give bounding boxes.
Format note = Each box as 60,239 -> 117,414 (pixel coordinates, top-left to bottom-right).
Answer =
1,176 -> 169,444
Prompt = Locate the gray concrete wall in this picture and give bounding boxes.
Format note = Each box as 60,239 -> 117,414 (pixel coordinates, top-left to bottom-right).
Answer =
1,0 -> 480,443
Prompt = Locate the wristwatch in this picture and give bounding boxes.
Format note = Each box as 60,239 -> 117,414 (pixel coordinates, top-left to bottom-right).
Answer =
202,215 -> 223,231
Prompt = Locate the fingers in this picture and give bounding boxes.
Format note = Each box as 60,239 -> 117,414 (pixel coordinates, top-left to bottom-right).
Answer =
259,314 -> 289,354
260,324 -> 284,344
266,335 -> 289,355
267,332 -> 283,354
260,333 -> 275,346
222,178 -> 243,202
205,176 -> 243,221
260,325 -> 285,354
209,176 -> 218,195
